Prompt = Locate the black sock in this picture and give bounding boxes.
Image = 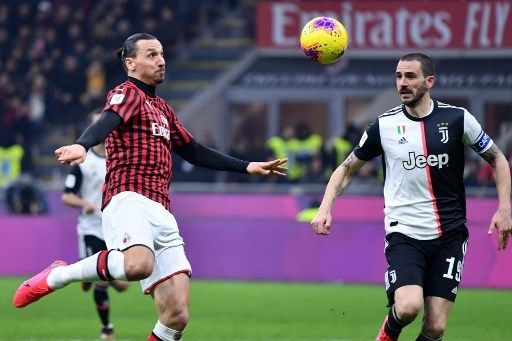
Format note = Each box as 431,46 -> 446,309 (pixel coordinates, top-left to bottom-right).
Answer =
93,284 -> 110,327
384,304 -> 410,338
416,332 -> 443,341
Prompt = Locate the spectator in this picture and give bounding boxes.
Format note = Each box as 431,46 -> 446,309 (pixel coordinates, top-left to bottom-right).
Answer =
478,162 -> 495,187
5,174 -> 48,214
464,157 -> 481,187
227,134 -> 269,183
84,60 -> 106,103
300,154 -> 327,184
266,125 -> 295,183
173,130 -> 218,183
287,122 -> 323,182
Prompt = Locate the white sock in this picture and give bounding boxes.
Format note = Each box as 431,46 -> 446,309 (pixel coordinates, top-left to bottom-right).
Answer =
107,250 -> 127,279
47,250 -> 126,289
153,320 -> 182,340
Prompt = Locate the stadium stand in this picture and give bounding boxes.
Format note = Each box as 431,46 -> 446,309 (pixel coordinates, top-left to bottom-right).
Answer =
0,0 -> 510,192
0,0 -> 255,186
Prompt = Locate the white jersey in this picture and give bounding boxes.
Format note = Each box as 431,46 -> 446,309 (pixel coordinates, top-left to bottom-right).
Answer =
63,149 -> 106,239
354,100 -> 493,240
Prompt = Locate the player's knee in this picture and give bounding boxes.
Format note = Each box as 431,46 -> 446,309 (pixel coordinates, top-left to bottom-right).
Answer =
422,319 -> 446,339
111,280 -> 129,292
124,257 -> 154,280
172,308 -> 189,330
395,298 -> 422,321
161,304 -> 189,331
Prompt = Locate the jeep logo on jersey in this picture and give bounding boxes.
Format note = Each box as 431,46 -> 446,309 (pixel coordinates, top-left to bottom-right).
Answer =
403,152 -> 449,170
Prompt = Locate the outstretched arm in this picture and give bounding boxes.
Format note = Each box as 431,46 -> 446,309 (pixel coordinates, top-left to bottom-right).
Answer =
310,152 -> 366,235
61,192 -> 97,214
246,158 -> 287,176
55,111 -> 122,166
61,166 -> 97,213
480,144 -> 512,251
174,139 -> 287,176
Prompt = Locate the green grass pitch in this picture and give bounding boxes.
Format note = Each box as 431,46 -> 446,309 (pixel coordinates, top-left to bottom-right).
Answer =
0,278 -> 511,340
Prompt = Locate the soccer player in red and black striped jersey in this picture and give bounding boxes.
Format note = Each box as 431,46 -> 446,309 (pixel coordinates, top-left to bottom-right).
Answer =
310,53 -> 511,341
13,33 -> 287,341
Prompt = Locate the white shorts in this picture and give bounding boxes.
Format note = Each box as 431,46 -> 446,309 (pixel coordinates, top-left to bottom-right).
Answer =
102,191 -> 192,294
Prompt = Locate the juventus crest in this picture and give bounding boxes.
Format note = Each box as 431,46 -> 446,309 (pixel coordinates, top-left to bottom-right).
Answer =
438,122 -> 449,143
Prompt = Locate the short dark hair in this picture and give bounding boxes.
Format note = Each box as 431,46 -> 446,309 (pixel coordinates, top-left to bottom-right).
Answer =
117,33 -> 158,72
399,53 -> 435,77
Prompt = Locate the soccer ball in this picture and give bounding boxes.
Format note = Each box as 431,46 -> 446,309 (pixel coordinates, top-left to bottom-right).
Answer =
300,17 -> 349,64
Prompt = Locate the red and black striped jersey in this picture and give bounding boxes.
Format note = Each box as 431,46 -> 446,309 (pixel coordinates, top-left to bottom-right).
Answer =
101,78 -> 192,211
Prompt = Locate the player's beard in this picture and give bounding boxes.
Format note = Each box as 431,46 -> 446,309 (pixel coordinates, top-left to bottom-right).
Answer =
155,69 -> 165,84
400,82 -> 427,108
155,76 -> 164,84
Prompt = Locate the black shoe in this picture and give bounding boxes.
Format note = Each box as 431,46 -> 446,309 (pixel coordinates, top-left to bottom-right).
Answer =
100,323 -> 115,340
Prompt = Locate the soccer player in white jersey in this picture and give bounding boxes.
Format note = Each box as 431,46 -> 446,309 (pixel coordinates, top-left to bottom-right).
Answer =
310,53 -> 511,341
62,110 -> 129,340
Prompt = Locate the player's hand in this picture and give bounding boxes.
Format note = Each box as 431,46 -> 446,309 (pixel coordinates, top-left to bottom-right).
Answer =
247,158 -> 287,176
310,210 -> 331,236
55,144 -> 87,166
488,207 -> 512,251
82,201 -> 97,214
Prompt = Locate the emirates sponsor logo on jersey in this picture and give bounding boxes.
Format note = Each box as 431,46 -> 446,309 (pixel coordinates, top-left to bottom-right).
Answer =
403,151 -> 449,170
151,122 -> 170,140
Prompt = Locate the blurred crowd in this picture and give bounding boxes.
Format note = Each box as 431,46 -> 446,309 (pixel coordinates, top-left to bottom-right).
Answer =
0,0 -> 241,183
175,118 -> 512,191
0,0 -> 509,199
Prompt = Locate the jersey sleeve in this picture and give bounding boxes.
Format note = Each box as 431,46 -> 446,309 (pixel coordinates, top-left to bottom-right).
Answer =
168,106 -> 193,147
103,85 -> 142,123
63,166 -> 82,194
353,118 -> 383,161
462,110 -> 493,154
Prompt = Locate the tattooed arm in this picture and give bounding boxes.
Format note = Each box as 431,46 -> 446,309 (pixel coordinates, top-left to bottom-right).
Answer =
480,144 -> 512,251
310,152 -> 366,235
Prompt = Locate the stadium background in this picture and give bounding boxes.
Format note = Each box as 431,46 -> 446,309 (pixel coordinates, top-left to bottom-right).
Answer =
0,0 -> 511,340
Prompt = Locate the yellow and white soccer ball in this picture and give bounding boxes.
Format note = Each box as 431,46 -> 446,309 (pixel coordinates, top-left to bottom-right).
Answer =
300,16 -> 349,64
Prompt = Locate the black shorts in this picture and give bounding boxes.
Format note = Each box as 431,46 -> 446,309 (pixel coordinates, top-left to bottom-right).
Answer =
81,235 -> 108,258
384,228 -> 469,306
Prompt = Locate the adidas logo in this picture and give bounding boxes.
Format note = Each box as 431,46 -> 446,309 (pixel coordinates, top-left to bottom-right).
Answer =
451,286 -> 458,294
398,137 -> 408,144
